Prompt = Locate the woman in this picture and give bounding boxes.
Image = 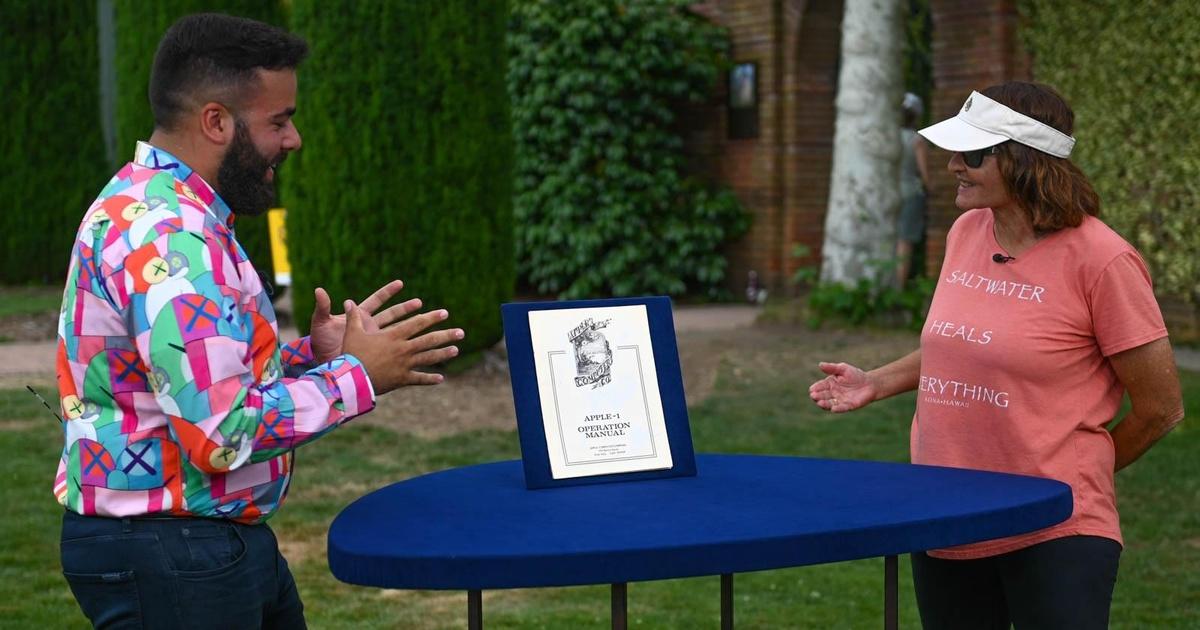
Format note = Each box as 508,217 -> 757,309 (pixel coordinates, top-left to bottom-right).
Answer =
808,82 -> 1184,629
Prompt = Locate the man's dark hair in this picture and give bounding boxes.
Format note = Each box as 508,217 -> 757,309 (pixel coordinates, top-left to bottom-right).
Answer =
149,13 -> 308,131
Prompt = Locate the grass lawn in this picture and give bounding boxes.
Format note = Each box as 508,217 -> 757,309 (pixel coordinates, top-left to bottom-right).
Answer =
2,347 -> 1196,628
0,285 -> 61,319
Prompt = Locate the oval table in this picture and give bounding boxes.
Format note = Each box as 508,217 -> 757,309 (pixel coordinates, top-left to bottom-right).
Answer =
328,454 -> 1071,628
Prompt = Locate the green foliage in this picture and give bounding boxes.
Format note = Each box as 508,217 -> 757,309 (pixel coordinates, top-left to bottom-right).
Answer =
113,0 -> 287,285
793,245 -> 933,329
284,1 -> 513,355
508,0 -> 749,299
903,0 -> 933,127
806,276 -> 934,330
0,286 -> 62,319
1020,0 -> 1200,304
0,3 -> 107,284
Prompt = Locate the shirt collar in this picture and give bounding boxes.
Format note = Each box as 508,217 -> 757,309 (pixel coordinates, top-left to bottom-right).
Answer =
134,141 -> 236,227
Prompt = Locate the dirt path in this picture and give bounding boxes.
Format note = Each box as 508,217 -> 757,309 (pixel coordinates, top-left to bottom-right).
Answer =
31,302 -> 1200,438
0,304 -> 922,436
0,340 -> 58,388
355,321 -> 920,438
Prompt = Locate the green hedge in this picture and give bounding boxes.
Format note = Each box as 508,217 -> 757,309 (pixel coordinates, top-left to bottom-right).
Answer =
283,1 -> 513,354
0,3 -> 107,284
508,0 -> 748,299
113,1 -> 287,287
1020,0 -> 1200,303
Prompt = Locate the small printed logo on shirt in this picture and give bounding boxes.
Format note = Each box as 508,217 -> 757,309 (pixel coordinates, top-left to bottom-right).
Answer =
62,395 -> 85,420
89,210 -> 110,227
141,256 -> 170,284
122,201 -> 149,221
209,447 -> 238,470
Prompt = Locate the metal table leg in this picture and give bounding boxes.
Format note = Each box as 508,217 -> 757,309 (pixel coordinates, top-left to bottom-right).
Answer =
468,589 -> 482,630
722,573 -> 734,629
884,555 -> 898,630
612,582 -> 627,630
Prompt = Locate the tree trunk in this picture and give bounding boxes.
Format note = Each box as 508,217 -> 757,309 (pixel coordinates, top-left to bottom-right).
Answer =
821,0 -> 905,286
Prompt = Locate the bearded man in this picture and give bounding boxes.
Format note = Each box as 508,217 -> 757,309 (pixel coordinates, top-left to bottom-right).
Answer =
54,14 -> 461,628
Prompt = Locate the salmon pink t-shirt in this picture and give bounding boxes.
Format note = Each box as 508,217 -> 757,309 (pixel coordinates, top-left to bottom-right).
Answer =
914,208 -> 1167,559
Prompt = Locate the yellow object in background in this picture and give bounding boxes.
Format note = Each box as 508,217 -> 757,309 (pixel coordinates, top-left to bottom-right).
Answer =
267,208 -> 290,286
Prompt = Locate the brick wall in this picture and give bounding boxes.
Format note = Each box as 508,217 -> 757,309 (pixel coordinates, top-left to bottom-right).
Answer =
687,0 -> 842,296
925,0 -> 1029,275
782,0 -> 841,289
690,0 -> 1028,292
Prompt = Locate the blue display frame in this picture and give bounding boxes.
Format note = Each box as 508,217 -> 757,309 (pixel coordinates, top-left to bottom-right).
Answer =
501,296 -> 697,489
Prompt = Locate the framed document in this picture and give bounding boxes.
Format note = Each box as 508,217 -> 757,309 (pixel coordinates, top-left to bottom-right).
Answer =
502,296 -> 697,489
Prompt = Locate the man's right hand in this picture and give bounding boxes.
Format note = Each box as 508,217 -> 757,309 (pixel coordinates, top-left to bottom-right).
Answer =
807,362 -> 876,413
340,300 -> 464,395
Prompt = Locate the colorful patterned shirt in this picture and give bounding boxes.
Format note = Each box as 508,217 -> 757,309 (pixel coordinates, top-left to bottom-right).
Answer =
54,142 -> 375,523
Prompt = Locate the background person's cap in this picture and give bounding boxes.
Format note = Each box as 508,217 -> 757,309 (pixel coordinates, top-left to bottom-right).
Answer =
918,91 -> 1075,158
902,92 -> 924,117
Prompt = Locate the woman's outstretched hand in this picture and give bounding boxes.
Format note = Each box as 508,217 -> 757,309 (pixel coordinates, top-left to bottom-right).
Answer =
808,362 -> 876,413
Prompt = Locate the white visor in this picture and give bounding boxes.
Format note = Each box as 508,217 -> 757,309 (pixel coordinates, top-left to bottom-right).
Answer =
918,91 -> 1075,158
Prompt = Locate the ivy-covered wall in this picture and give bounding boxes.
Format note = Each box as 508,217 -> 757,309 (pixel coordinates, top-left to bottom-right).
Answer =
1020,0 -> 1200,304
283,0 -> 513,354
113,1 -> 287,285
0,3 -> 107,283
508,0 -> 748,299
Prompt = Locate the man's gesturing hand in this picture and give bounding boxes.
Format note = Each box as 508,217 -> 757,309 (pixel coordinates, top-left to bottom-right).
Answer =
808,362 -> 876,413
310,280 -> 424,363
340,301 -> 464,395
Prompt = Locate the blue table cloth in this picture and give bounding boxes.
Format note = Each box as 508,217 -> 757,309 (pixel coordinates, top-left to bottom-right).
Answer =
328,454 -> 1071,590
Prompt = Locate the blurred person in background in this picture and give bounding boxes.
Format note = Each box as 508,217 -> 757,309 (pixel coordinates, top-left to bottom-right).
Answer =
896,92 -> 930,288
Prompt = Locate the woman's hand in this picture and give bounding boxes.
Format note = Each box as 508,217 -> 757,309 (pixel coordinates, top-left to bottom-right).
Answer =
808,362 -> 877,413
1108,337 -> 1184,471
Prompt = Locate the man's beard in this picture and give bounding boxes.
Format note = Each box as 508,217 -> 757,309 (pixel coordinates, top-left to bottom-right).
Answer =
216,120 -> 280,218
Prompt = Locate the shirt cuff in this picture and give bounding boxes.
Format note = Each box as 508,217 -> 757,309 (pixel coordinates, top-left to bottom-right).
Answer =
324,353 -> 376,420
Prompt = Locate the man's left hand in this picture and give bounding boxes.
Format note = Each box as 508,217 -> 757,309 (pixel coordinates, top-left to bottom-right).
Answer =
309,279 -> 422,363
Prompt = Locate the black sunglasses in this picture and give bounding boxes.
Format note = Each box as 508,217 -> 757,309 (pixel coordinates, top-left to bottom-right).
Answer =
961,143 -> 1004,168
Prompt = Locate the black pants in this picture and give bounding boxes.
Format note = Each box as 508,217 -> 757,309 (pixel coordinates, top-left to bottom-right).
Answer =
61,510 -> 306,629
911,535 -> 1121,630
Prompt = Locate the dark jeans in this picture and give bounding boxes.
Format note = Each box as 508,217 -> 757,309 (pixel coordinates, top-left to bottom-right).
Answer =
912,535 -> 1121,630
60,510 -> 306,629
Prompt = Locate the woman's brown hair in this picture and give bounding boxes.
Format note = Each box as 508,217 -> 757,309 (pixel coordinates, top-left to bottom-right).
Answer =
982,82 -> 1100,232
